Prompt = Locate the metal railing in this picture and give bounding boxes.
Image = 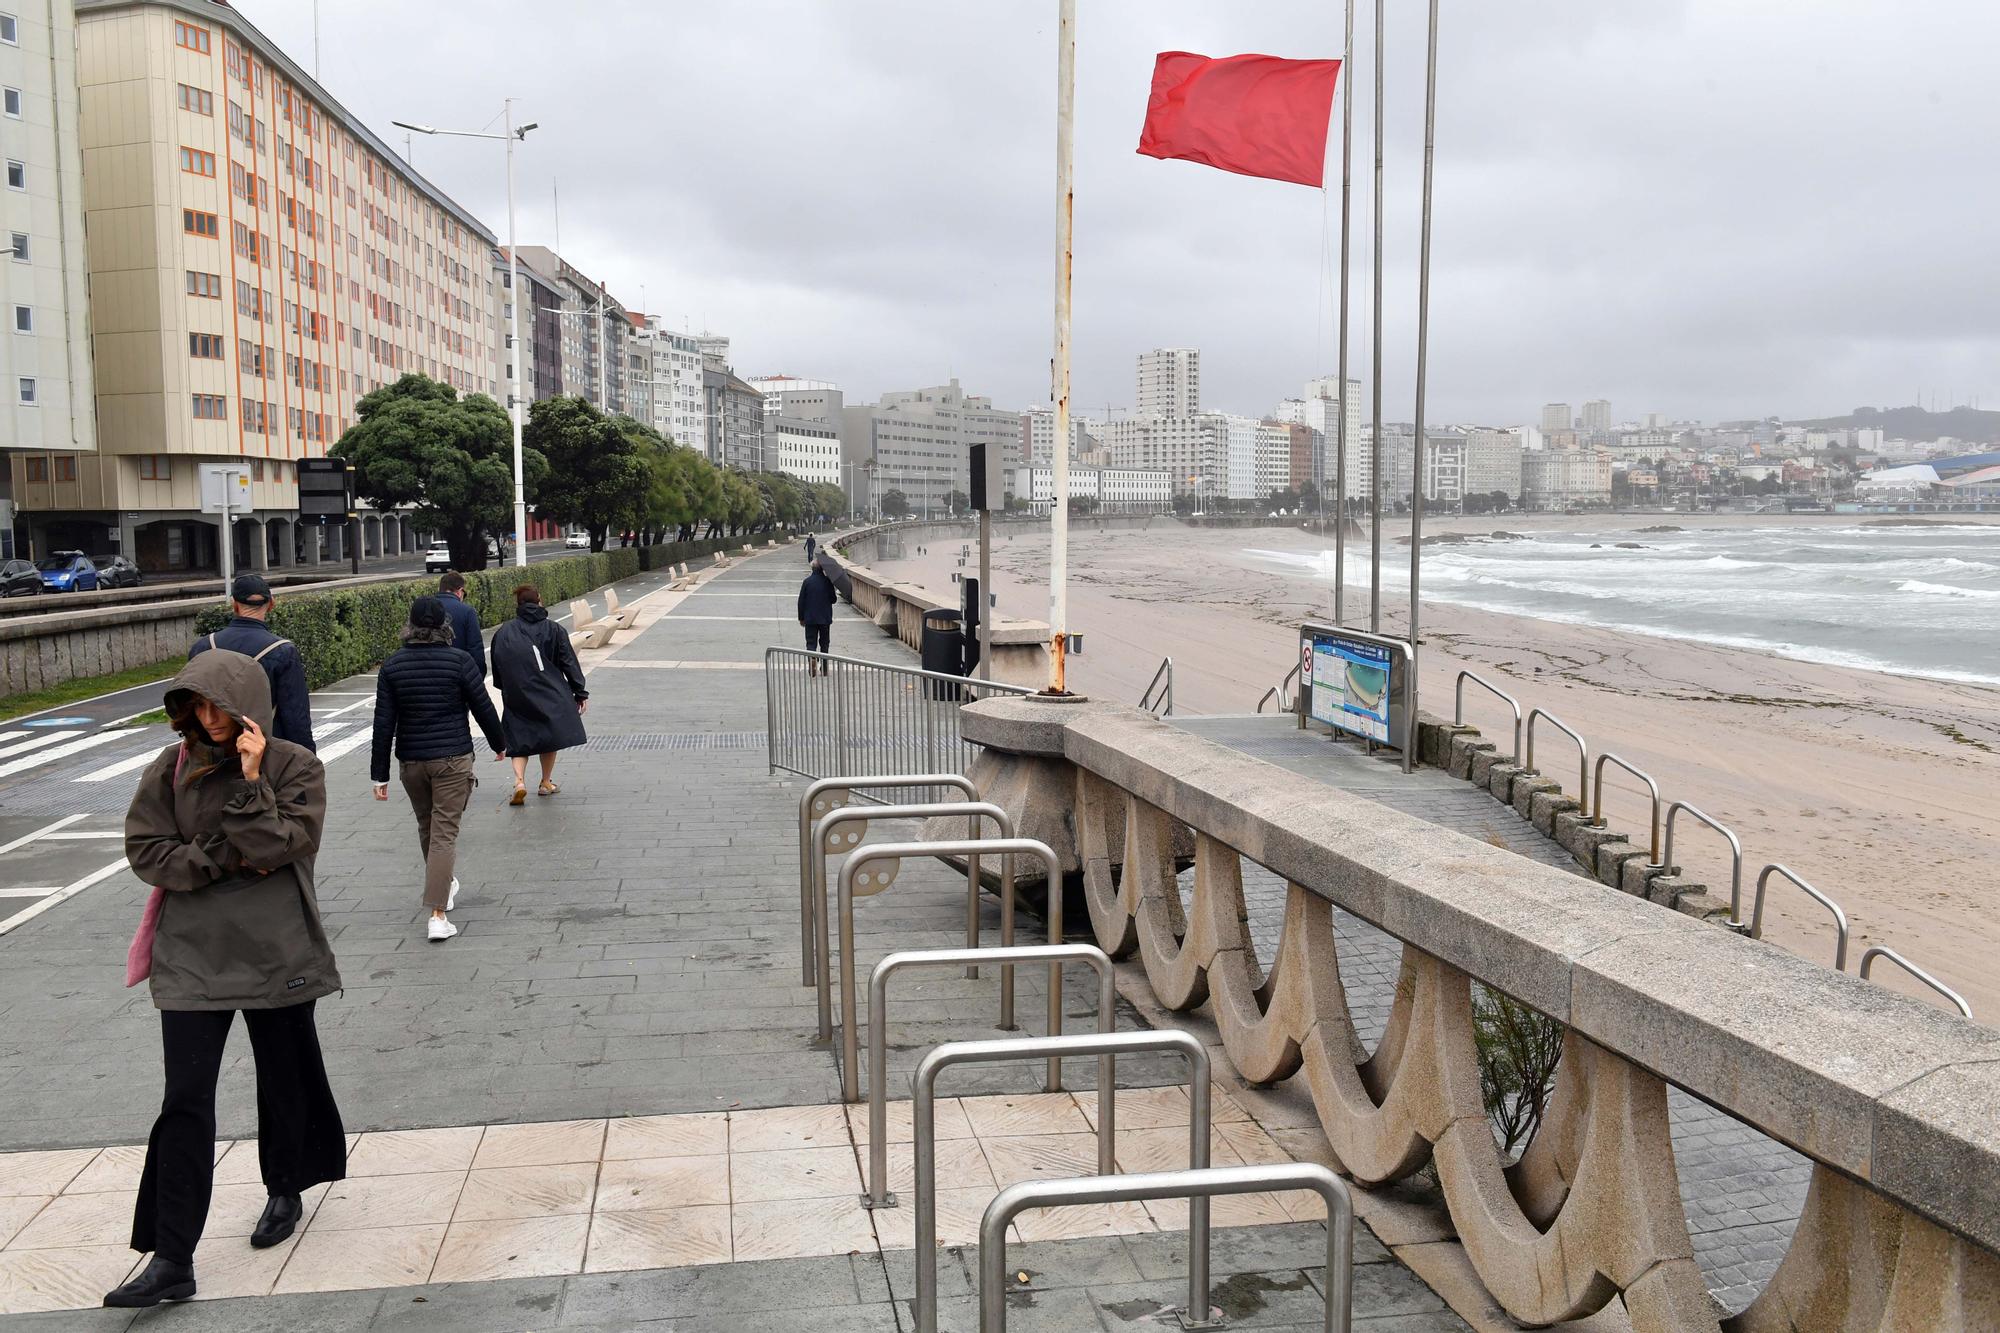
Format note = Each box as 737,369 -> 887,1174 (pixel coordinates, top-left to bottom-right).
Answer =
913,1028 -> 1211,1333
1453,670 -> 1522,764
838,837 -> 1064,1103
765,646 -> 1032,787
1524,707 -> 1588,804
1662,800 -> 1744,924
1591,751 -> 1664,864
864,943 -> 1115,1208
979,1162 -> 1355,1333
1256,661 -> 1301,714
1751,864 -> 1851,970
809,800 -> 1016,1044
1139,655 -> 1174,716
1859,946 -> 1973,1019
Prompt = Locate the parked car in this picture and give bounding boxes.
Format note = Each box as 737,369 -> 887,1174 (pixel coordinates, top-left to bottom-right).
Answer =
0,558 -> 44,597
36,551 -> 99,593
89,554 -> 142,589
423,541 -> 452,573
564,532 -> 590,549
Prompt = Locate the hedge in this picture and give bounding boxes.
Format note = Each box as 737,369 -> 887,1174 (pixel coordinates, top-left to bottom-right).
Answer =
194,535 -> 755,690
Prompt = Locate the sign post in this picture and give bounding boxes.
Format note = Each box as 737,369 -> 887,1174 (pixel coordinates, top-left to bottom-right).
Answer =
199,464 -> 250,596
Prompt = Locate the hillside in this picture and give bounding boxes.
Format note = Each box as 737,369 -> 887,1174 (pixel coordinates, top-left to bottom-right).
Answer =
1791,404 -> 2000,445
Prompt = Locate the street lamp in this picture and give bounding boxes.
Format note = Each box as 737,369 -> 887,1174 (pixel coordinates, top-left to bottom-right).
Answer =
393,101 -> 538,569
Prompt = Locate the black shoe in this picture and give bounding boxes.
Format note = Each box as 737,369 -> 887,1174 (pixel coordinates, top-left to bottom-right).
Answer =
250,1192 -> 303,1249
104,1256 -> 196,1307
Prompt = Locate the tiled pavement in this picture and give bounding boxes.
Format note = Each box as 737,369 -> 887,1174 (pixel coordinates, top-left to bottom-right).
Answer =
0,550 -> 1465,1329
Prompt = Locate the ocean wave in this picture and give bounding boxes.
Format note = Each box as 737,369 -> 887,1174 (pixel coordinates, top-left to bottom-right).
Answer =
1897,579 -> 2000,600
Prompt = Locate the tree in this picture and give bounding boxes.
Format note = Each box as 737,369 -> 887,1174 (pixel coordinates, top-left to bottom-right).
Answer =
332,374 -> 543,571
523,397 -> 653,551
722,468 -> 764,534
1067,495 -> 1098,515
881,489 -> 911,519
946,489 -> 970,516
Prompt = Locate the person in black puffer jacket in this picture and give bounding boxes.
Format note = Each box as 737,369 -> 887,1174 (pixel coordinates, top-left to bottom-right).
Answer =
369,597 -> 506,942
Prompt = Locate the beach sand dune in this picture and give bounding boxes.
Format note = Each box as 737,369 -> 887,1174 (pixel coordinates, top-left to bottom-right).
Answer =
868,517 -> 2000,1019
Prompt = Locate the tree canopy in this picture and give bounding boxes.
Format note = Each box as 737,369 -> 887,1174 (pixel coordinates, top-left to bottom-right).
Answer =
523,397 -> 655,550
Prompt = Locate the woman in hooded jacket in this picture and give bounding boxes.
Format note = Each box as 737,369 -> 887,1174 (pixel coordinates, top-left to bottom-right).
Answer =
489,583 -> 589,805
107,650 -> 345,1308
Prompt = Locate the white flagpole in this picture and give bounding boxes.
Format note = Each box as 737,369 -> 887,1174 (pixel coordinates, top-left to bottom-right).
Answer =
1368,0 -> 1385,632
1405,0 -> 1440,774
1334,0 -> 1354,624
1048,0 -> 1077,693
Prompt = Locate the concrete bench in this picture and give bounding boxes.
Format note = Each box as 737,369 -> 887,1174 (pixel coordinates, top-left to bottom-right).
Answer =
568,599 -> 618,650
602,587 -> 639,632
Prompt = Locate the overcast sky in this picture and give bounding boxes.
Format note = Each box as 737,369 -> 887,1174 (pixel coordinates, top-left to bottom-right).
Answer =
252,1 -> 2000,427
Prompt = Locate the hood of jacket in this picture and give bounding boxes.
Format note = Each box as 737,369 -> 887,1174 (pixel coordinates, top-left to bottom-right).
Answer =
517,602 -> 549,625
165,644 -> 276,736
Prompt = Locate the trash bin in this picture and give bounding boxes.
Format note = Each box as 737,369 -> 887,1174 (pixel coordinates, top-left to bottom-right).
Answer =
921,608 -> 966,700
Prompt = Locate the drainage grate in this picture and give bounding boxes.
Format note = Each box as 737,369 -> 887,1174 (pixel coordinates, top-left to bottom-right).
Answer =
587,732 -> 768,752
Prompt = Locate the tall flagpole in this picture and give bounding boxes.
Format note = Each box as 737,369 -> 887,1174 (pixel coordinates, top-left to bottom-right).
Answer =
1368,0 -> 1385,632
1334,0 -> 1354,624
1048,0 -> 1076,694
1405,0 -> 1439,774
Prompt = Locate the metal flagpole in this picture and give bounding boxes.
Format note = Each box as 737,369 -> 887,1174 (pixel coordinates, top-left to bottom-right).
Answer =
1368,0 -> 1385,632
1048,0 -> 1076,694
1404,0 -> 1439,775
1334,0 -> 1354,624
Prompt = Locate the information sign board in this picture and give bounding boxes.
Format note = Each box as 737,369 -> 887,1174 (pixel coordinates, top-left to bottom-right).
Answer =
1300,623 -> 1411,747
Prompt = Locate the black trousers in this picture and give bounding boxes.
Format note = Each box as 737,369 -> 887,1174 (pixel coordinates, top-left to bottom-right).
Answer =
132,1003 -> 346,1264
804,623 -> 830,654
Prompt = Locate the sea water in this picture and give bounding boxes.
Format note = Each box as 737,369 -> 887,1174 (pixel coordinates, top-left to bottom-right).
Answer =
1248,523 -> 2000,687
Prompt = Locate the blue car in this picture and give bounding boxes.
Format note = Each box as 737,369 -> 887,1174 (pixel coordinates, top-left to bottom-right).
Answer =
36,551 -> 99,592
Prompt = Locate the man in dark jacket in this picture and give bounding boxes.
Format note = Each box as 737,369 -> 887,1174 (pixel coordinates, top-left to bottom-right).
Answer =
370,596 -> 505,942
803,532 -> 817,564
798,558 -> 838,675
436,571 -> 486,680
188,574 -> 315,751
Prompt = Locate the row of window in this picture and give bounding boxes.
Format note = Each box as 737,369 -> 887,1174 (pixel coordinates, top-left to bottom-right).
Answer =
22,455 -> 78,484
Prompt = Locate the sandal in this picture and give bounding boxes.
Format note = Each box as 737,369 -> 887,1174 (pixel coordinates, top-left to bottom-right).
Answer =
509,785 -> 526,807
538,781 -> 561,797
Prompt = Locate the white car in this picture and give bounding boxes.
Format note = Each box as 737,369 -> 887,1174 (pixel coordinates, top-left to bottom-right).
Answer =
565,532 -> 590,549
423,541 -> 452,573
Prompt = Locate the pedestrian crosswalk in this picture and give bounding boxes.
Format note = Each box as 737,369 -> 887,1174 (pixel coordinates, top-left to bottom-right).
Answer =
0,729 -> 134,779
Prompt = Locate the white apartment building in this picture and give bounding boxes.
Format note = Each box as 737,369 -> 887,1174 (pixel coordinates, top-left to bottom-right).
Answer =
1004,464 -> 1171,514
634,318 -> 705,449
0,0 -> 96,558
1580,399 -> 1612,435
1104,413 -> 1221,498
1521,447 -> 1613,510
1221,413 -> 1260,501
1540,402 -> 1573,435
1464,428 -> 1524,499
1283,376 -> 1364,497
1254,421 -> 1295,499
1018,405 -> 1097,465
839,378 -> 1010,515
1135,347 -> 1199,417
769,416 -> 840,485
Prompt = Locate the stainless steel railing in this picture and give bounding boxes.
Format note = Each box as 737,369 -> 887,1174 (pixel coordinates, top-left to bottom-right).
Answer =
1256,661 -> 1301,714
1139,655 -> 1175,716
1524,706 -> 1588,804
1751,863 -> 1851,970
765,646 -> 1033,788
1591,751 -> 1664,865
1859,946 -> 1973,1019
1453,670 -> 1522,764
1662,800 -> 1744,925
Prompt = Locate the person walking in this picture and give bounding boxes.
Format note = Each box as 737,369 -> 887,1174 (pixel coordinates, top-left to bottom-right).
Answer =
803,531 -> 817,564
370,597 -> 507,942
106,651 -> 343,1308
436,570 -> 487,680
187,574 -> 314,751
490,584 -> 588,805
799,556 -> 838,676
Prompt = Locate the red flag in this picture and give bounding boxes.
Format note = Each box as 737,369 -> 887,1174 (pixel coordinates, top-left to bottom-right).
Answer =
1137,52 -> 1343,188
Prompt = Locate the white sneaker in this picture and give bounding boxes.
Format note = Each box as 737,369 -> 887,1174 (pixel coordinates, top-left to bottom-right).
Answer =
427,915 -> 458,942
447,878 -> 460,911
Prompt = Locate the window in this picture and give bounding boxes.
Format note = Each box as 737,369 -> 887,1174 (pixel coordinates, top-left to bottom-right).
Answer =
0,16 -> 15,46
2,88 -> 18,118
188,332 -> 223,359
177,83 -> 213,116
53,455 -> 74,483
173,20 -> 209,53
185,270 -> 221,298
182,208 -> 218,238
17,376 -> 35,404
179,147 -> 215,177
5,160 -> 21,190
138,455 -> 171,481
24,456 -> 45,483
191,393 -> 227,420
9,232 -> 24,261
11,305 -> 27,332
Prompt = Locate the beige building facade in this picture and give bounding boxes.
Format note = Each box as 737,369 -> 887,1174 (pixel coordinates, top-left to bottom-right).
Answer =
10,0 -> 499,572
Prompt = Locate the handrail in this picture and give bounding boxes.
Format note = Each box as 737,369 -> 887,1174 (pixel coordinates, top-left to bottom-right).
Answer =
839,837 -> 1064,1103
1256,661 -> 1302,714
1453,670 -> 1522,764
1751,863 -> 1851,970
1859,946 -> 1973,1019
1662,800 -> 1744,925
1139,655 -> 1175,716
913,1028 -> 1211,1333
1590,751 -> 1663,864
979,1163 -> 1355,1333
810,800 -> 1017,1046
864,943 -> 1115,1208
1524,707 -> 1587,803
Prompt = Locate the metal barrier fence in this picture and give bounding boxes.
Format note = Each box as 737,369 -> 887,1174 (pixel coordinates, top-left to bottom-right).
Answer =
1751,863 -> 1850,970
1453,670 -> 1521,764
1140,655 -> 1175,716
1590,750 -> 1664,865
1662,799 -> 1744,925
1524,706 -> 1587,803
1860,945 -> 1973,1019
765,646 -> 1033,789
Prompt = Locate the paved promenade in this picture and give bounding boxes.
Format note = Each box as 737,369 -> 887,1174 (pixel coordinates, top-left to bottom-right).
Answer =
0,550 -> 1461,1328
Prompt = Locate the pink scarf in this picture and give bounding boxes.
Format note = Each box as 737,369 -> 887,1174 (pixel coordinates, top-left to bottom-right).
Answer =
124,744 -> 186,988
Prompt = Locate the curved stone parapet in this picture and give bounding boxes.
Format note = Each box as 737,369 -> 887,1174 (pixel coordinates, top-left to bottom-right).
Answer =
964,695 -> 2000,1333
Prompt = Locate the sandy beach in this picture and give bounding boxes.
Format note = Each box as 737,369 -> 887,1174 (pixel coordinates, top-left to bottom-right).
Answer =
863,514 -> 2000,1018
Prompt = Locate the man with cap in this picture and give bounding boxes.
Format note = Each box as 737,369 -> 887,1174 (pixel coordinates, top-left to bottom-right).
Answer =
187,574 -> 316,751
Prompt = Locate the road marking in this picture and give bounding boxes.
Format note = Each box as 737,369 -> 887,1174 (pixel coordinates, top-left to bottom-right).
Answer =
0,730 -> 82,761
0,814 -> 88,855
312,692 -> 375,697
316,728 -> 374,764
44,830 -> 124,840
0,730 -> 141,779
325,697 -> 375,719
595,660 -> 765,670
101,710 -> 161,729
0,887 -> 61,898
0,857 -> 129,936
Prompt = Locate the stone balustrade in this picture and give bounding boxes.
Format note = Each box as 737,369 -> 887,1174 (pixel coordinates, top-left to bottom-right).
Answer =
962,693 -> 2000,1331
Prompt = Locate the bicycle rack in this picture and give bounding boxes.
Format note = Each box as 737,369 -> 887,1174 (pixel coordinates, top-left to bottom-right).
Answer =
1453,670 -> 1522,764
1750,863 -> 1851,970
1859,946 -> 1973,1019
911,1028 -> 1211,1333
1662,800 -> 1744,924
1524,707 -> 1587,803
807,800 -> 1017,1045
979,1162 -> 1355,1333
862,942 -> 1115,1208
838,838 -> 1063,1104
1140,656 -> 1175,716
1591,751 -> 1664,865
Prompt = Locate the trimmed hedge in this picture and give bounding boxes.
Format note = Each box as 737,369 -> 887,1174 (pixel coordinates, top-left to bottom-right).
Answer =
194,535 -> 753,691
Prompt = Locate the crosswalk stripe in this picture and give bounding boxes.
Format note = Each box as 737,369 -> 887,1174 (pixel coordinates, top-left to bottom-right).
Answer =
315,727 -> 373,764
0,730 -> 132,779
0,730 -> 83,761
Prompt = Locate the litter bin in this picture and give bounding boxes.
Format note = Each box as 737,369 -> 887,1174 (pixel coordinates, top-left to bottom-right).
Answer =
921,608 -> 966,700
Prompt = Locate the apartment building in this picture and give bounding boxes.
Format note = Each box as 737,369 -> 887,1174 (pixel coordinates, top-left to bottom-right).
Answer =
632,316 -> 704,449
11,0 -> 501,572
511,244 -> 626,415
837,379 -> 1011,514
1004,464 -> 1170,514
0,0 -> 97,558
1104,413 -> 1221,498
1018,405 -> 1098,465
1522,446 -> 1613,510
1135,347 -> 1199,417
